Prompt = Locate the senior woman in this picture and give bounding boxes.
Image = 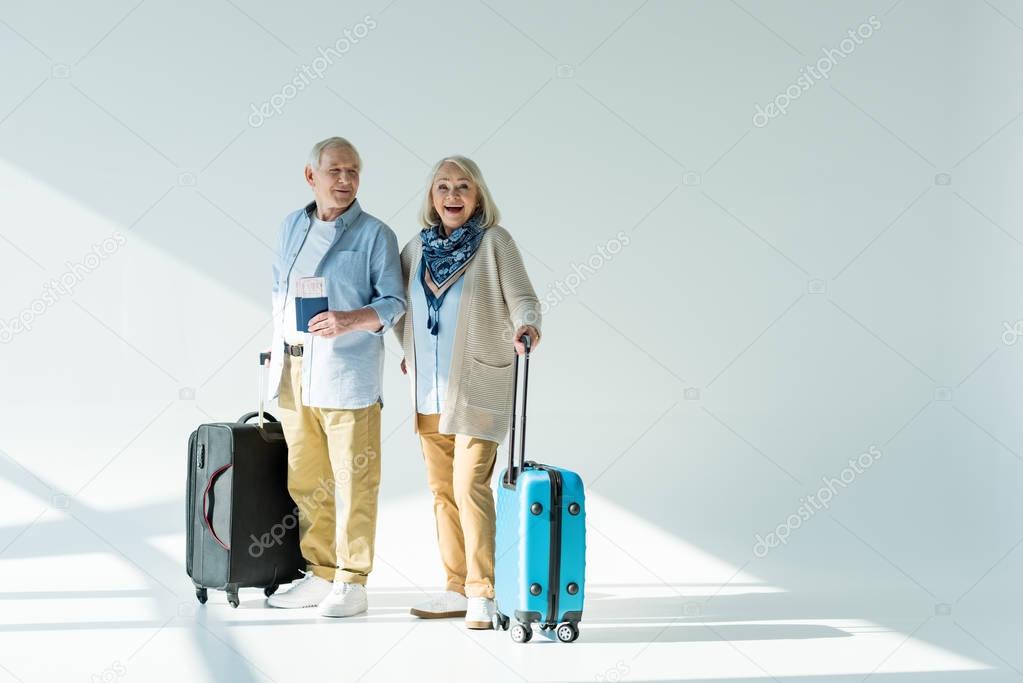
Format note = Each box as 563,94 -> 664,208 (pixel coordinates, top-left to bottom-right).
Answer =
394,155 -> 541,630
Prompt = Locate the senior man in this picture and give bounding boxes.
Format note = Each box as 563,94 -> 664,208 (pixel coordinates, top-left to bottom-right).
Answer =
265,136 -> 405,617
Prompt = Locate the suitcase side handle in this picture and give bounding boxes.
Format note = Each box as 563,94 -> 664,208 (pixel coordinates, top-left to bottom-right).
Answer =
503,334 -> 531,488
202,464 -> 233,551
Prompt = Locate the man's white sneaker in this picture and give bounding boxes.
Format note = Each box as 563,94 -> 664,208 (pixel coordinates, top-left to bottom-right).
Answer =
318,582 -> 368,618
266,571 -> 331,609
409,591 -> 467,619
465,597 -> 495,630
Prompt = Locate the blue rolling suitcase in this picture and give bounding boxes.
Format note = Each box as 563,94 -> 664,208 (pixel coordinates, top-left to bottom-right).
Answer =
494,336 -> 586,643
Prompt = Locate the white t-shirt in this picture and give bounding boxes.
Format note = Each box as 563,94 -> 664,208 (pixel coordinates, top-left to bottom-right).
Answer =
283,215 -> 337,344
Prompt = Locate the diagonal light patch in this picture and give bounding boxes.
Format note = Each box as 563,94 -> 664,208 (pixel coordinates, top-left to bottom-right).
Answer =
0,449 -> 270,679
0,158 -> 181,384
586,493 -> 780,677
953,618 -> 1023,677
590,491 -> 992,679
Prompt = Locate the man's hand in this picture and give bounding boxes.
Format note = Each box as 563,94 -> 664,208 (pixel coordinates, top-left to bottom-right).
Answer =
308,311 -> 356,338
513,325 -> 540,356
400,358 -> 407,375
308,307 -> 384,338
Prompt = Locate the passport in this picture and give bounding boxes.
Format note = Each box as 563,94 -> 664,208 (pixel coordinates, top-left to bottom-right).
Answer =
295,277 -> 327,333
296,296 -> 328,332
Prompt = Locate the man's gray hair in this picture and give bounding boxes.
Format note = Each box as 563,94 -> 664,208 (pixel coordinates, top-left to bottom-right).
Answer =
308,136 -> 361,171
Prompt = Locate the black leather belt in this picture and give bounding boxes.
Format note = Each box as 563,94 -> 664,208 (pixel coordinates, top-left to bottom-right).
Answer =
284,342 -> 304,357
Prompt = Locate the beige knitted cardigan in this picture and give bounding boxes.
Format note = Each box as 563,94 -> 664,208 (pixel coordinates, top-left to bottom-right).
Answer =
394,225 -> 542,443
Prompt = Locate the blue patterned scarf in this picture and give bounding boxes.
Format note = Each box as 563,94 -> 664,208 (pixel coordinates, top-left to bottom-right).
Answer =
419,213 -> 485,335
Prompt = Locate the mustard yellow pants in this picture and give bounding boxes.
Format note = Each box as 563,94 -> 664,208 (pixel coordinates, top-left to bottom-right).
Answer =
278,354 -> 381,584
416,413 -> 498,599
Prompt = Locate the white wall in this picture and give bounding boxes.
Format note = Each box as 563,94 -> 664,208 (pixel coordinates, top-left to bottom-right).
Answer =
1,0 -> 1022,674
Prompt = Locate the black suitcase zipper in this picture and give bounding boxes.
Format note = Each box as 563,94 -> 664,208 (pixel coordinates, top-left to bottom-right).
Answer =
530,463 -> 563,624
548,468 -> 562,624
186,431 -> 197,575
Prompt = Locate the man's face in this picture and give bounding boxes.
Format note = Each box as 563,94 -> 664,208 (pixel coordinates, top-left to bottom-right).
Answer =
306,146 -> 360,215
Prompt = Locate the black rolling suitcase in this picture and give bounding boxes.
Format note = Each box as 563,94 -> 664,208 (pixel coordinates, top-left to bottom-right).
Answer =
186,352 -> 304,607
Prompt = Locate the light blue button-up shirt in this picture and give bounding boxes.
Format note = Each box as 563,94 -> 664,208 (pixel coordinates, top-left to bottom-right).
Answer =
411,261 -> 464,414
268,199 -> 406,410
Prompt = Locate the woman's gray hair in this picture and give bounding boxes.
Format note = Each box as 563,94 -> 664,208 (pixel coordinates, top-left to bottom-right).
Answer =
308,136 -> 362,170
418,155 -> 501,228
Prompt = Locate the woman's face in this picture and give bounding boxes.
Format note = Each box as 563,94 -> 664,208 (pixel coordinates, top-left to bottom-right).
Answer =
431,162 -> 478,231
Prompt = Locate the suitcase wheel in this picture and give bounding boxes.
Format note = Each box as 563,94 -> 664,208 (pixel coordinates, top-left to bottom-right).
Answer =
226,585 -> 240,608
510,622 -> 532,643
556,622 -> 579,643
492,613 -> 509,631
195,587 -> 207,605
264,584 -> 279,598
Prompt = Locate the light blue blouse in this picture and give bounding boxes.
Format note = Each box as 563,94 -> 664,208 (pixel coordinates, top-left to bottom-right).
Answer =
412,260 -> 464,415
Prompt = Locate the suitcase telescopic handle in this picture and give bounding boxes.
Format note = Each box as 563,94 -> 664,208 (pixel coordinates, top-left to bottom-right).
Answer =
258,351 -> 271,428
504,334 -> 532,488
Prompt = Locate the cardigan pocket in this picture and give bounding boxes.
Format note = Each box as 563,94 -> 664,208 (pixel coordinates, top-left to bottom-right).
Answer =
465,357 -> 513,414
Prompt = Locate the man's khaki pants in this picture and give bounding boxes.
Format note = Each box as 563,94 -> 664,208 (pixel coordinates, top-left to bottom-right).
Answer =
278,354 -> 381,584
416,413 -> 498,599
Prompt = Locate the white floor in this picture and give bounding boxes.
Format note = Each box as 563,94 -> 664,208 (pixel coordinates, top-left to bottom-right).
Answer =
1,485 -> 1019,683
